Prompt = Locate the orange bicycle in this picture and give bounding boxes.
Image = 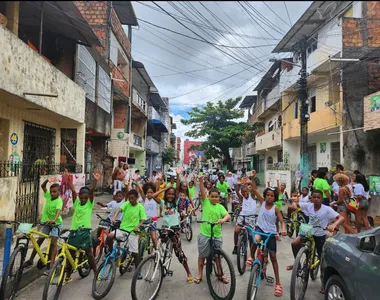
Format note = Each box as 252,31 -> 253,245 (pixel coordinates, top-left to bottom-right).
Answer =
93,215 -> 119,264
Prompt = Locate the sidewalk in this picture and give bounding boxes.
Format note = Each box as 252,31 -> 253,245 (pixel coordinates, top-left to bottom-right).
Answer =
0,194 -> 113,287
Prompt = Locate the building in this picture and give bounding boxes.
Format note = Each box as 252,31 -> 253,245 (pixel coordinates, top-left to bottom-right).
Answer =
183,140 -> 203,166
273,1 -> 380,178
75,1 -> 138,187
176,137 -> 181,162
0,1 -> 100,224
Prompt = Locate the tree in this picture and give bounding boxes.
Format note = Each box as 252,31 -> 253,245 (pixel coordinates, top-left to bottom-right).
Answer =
181,97 -> 249,170
162,146 -> 176,166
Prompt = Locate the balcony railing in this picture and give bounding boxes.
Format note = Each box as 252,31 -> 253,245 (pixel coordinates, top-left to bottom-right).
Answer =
256,130 -> 282,152
146,136 -> 160,153
132,88 -> 147,115
133,134 -> 143,147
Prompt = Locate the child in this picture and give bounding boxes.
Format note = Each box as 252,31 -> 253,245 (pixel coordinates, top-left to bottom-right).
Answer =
167,176 -> 176,188
287,189 -> 344,293
23,177 -> 63,274
248,170 -> 287,297
160,187 -> 193,283
65,171 -> 101,283
178,191 -> 193,231
194,176 -> 231,284
216,174 -> 231,211
232,180 -> 257,255
110,189 -> 147,278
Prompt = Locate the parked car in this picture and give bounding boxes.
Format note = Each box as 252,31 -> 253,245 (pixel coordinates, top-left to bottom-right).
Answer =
165,168 -> 177,179
320,227 -> 380,300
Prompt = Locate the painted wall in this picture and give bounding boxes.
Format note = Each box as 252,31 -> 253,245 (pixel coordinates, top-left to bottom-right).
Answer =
0,177 -> 17,240
0,26 -> 85,123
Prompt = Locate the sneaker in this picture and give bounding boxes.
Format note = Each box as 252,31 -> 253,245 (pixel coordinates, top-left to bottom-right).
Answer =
137,273 -> 143,280
232,246 -> 237,255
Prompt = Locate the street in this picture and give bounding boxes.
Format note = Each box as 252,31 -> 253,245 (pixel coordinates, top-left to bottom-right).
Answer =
15,220 -> 323,300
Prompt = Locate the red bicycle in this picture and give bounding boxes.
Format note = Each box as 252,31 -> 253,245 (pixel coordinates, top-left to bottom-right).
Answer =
93,215 -> 115,264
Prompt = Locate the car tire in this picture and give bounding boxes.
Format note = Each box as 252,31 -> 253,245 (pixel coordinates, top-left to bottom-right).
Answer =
324,275 -> 352,300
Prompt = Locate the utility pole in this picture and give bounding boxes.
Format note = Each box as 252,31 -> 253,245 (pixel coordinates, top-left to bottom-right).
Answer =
297,37 -> 309,188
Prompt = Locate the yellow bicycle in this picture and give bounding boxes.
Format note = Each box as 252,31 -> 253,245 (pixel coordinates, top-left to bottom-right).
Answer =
0,221 -> 68,300
42,229 -> 91,300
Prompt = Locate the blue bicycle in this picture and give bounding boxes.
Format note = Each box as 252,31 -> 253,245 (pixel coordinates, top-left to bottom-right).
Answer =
244,225 -> 276,300
92,215 -> 134,300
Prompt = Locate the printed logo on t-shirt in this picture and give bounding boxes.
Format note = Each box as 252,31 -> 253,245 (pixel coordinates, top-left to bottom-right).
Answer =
164,203 -> 177,216
75,210 -> 85,223
124,212 -> 139,225
309,215 -> 321,227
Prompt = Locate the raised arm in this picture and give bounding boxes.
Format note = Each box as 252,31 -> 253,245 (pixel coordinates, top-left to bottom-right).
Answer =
235,183 -> 243,200
68,174 -> 77,200
176,165 -> 182,197
298,176 -> 303,194
250,170 -> 264,203
199,175 -> 207,201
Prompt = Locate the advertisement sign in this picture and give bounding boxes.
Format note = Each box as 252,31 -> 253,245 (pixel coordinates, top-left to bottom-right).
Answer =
57,173 -> 86,209
266,170 -> 292,190
370,94 -> 380,112
369,175 -> 380,196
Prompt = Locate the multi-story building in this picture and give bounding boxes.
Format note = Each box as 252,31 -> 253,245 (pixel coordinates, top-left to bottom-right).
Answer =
176,137 -> 181,162
273,1 -> 380,177
0,1 -> 101,223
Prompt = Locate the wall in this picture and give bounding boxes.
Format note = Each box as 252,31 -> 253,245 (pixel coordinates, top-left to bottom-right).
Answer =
364,91 -> 380,130
266,170 -> 292,191
0,177 -> 18,241
0,26 -> 85,123
283,139 -> 300,165
109,128 -> 129,158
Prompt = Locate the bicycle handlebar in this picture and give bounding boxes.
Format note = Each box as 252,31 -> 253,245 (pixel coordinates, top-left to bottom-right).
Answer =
283,218 -> 339,231
95,214 -> 133,234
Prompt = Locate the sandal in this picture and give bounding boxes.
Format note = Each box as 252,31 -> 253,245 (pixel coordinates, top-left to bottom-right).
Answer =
319,287 -> 325,294
193,277 -> 202,284
246,257 -> 254,266
187,276 -> 194,284
218,275 -> 229,284
274,284 -> 283,297
286,265 -> 293,271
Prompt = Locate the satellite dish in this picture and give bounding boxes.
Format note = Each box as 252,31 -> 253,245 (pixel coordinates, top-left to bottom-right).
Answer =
317,2 -> 338,20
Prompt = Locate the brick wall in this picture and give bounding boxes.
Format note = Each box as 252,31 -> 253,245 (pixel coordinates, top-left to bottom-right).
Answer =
342,18 -> 363,47
74,1 -> 107,25
113,103 -> 128,129
110,8 -> 131,57
111,61 -> 129,98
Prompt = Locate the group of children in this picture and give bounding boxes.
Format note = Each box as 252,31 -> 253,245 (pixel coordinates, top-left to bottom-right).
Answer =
27,164 -> 345,297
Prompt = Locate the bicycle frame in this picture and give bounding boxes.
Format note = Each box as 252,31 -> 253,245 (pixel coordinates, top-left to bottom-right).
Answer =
302,236 -> 318,270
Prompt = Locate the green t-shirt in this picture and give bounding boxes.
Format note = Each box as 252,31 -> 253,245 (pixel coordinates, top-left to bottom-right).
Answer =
41,191 -> 63,225
161,200 -> 180,227
120,201 -> 147,235
216,181 -> 229,198
275,193 -> 283,211
200,198 -> 228,238
71,198 -> 94,230
166,182 -> 177,188
313,178 -> 330,198
188,186 -> 196,200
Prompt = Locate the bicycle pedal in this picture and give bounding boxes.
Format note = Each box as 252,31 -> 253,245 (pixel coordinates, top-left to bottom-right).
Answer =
166,270 -> 173,277
266,276 -> 274,284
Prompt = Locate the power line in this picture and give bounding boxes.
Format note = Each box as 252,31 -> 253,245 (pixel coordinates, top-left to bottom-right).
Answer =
262,2 -> 291,27
284,1 -> 293,27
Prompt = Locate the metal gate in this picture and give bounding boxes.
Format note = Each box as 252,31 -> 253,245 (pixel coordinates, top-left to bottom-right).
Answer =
307,145 -> 317,171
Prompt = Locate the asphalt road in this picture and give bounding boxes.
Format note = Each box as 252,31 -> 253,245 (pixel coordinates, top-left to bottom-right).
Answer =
15,220 -> 324,300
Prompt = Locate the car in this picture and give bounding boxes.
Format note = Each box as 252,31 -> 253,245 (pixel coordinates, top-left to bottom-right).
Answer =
320,227 -> 380,300
165,168 -> 177,179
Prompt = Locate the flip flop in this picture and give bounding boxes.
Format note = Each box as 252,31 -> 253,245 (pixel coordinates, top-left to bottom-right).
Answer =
194,277 -> 202,284
274,284 -> 283,297
286,265 -> 293,271
187,276 -> 193,284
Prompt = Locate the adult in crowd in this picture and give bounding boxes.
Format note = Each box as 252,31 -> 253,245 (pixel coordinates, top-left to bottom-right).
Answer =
112,161 -> 126,198
352,172 -> 371,232
313,170 -> 332,206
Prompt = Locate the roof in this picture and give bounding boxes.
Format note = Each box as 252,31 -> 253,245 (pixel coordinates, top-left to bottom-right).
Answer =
272,1 -> 345,53
132,61 -> 157,90
239,95 -> 257,109
112,1 -> 139,26
19,1 -> 101,47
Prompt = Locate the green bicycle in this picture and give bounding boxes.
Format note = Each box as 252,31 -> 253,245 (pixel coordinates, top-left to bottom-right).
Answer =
138,218 -> 156,261
286,207 -> 307,238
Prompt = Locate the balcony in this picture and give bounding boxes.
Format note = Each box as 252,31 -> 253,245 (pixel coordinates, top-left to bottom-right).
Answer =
0,25 -> 85,123
246,142 -> 256,156
256,130 -> 282,152
146,136 -> 160,154
248,101 -> 264,125
132,88 -> 147,116
148,106 -> 168,132
130,133 -> 145,151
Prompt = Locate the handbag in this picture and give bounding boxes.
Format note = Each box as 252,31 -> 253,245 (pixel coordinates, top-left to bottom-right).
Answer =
347,197 -> 359,214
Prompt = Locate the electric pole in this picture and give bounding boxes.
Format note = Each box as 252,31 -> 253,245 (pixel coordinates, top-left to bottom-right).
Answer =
297,37 -> 309,188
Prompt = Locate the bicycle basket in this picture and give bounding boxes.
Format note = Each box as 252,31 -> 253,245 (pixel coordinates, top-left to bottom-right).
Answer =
299,223 -> 313,237
17,223 -> 33,234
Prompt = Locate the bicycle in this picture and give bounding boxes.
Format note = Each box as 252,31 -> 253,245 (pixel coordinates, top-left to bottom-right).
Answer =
286,207 -> 307,238
197,220 -> 236,300
244,225 -> 276,300
229,198 -> 241,223
0,220 -> 68,300
93,217 -> 116,264
139,217 -> 158,261
180,211 -> 193,242
42,228 -> 92,300
92,216 -> 135,300
288,221 -> 334,300
130,225 -> 177,300
235,214 -> 258,275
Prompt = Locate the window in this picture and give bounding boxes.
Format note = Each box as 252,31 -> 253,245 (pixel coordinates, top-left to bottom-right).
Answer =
309,88 -> 316,113
98,66 -> 112,113
307,35 -> 318,56
330,142 -> 340,166
278,115 -> 282,128
277,150 -> 283,163
267,156 -> 273,167
77,45 -> 96,102
295,102 -> 299,119
268,120 -> 274,132
360,236 -> 376,252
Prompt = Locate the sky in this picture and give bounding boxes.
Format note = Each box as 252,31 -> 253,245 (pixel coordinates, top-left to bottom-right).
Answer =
130,1 -> 312,144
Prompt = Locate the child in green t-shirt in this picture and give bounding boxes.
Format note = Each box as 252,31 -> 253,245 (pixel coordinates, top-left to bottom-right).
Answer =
194,176 -> 231,284
65,171 -> 101,283
23,177 -> 63,274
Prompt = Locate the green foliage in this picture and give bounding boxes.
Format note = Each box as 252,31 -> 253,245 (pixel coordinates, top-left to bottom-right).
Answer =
181,97 -> 249,168
162,146 -> 176,166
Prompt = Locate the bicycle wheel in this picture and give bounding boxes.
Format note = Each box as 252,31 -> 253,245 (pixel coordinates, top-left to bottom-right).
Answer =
247,263 -> 260,300
206,249 -> 236,300
162,239 -> 173,277
185,223 -> 193,242
92,259 -> 116,300
236,233 -> 247,275
139,238 -> 147,261
42,258 -> 65,300
78,253 -> 91,278
310,249 -> 320,281
287,221 -> 294,238
0,245 -> 26,300
290,246 -> 310,300
131,255 -> 164,300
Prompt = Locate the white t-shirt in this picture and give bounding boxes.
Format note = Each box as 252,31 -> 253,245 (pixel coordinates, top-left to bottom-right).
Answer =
107,199 -> 126,221
226,176 -> 234,188
299,203 -> 339,236
240,195 -> 257,216
331,182 -> 339,194
353,183 -> 366,197
143,198 -> 158,218
299,195 -> 309,203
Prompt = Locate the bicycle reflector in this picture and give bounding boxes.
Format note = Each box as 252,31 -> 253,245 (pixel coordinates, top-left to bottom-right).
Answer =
151,216 -> 158,222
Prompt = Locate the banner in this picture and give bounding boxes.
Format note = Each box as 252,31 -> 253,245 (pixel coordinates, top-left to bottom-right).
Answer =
369,175 -> 380,196
57,173 -> 86,209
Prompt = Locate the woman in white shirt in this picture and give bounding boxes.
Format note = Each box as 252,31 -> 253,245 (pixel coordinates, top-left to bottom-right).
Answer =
352,173 -> 371,232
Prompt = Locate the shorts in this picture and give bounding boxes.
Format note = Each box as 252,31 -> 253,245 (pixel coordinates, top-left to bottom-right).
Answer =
313,235 -> 326,257
322,198 -> 330,206
68,229 -> 92,249
115,230 -> 139,253
236,215 -> 256,227
359,198 -> 369,209
197,234 -> 222,258
254,226 -> 277,253
337,204 -> 347,214
41,224 -> 63,238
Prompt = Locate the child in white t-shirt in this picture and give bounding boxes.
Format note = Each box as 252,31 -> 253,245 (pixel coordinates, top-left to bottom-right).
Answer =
96,190 -> 125,234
